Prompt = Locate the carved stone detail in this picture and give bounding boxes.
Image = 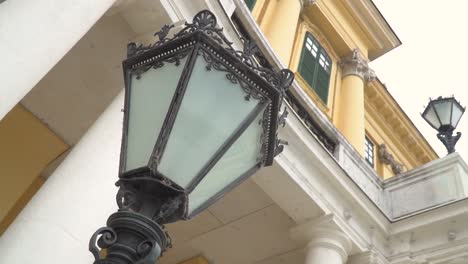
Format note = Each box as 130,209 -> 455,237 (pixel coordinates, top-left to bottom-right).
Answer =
378,144 -> 404,175
340,49 -> 376,81
448,230 -> 457,241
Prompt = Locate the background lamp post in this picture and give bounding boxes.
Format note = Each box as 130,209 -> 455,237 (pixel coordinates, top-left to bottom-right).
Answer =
89,10 -> 294,264
422,96 -> 465,154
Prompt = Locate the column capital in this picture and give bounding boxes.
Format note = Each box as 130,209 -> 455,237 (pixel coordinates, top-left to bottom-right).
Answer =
340,49 -> 376,81
290,215 -> 353,263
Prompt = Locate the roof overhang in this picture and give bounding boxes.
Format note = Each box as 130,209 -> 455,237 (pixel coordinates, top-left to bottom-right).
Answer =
340,0 -> 401,60
304,0 -> 401,61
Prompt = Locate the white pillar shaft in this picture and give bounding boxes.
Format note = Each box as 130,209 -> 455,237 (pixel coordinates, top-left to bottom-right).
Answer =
0,0 -> 116,121
305,245 -> 343,264
0,92 -> 124,264
290,218 -> 352,264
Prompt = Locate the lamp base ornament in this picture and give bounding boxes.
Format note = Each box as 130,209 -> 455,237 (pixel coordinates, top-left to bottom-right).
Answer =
89,211 -> 168,264
89,168 -> 188,264
437,131 -> 462,154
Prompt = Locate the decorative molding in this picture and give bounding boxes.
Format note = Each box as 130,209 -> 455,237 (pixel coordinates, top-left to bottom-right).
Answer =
340,49 -> 376,81
338,0 -> 401,60
378,144 -> 404,175
365,81 -> 438,168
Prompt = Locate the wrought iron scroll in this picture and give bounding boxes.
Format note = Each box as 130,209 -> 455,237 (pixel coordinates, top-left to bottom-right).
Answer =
126,10 -> 292,101
197,48 -> 266,102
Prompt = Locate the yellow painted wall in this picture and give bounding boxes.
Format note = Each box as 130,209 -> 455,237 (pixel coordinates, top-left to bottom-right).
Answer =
0,105 -> 68,234
338,75 -> 366,156
251,0 -> 269,23
259,0 -> 301,66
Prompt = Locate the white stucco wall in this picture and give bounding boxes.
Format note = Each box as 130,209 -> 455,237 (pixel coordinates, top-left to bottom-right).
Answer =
0,0 -> 116,120
0,92 -> 123,264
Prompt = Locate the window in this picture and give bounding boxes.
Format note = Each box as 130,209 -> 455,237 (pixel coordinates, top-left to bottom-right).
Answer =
298,33 -> 332,103
364,136 -> 375,167
244,0 -> 256,10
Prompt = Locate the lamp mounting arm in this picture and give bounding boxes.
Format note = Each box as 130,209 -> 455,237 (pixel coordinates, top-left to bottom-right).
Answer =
437,131 -> 462,154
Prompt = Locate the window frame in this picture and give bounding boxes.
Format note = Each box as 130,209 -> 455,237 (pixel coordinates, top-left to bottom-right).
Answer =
364,136 -> 375,168
298,32 -> 332,104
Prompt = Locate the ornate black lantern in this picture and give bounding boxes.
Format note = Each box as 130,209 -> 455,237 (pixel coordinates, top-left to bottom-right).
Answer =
89,10 -> 294,264
422,96 -> 465,154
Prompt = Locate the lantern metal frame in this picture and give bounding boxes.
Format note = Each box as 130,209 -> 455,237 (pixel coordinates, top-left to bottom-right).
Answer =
422,96 -> 465,154
89,10 -> 294,264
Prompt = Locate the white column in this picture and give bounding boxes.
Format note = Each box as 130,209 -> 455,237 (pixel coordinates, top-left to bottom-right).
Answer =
0,92 -> 124,264
291,216 -> 352,264
0,0 -> 116,120
304,229 -> 351,264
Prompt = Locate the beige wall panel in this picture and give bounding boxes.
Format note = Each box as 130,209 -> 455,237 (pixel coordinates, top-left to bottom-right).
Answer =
0,105 -> 68,231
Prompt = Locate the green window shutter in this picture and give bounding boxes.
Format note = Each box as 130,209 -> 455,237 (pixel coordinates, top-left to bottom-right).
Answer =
298,33 -> 332,104
315,51 -> 331,102
299,50 -> 318,89
244,0 -> 256,10
315,66 -> 330,102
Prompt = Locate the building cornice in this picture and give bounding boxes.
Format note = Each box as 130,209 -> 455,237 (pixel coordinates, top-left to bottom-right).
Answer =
302,0 -> 401,61
365,80 -> 439,168
339,0 -> 401,61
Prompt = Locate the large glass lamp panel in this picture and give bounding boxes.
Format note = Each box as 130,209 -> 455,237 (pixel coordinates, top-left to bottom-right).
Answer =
423,105 -> 441,130
433,101 -> 452,126
451,101 -> 465,128
125,57 -> 188,172
158,55 -> 262,189
188,111 -> 264,216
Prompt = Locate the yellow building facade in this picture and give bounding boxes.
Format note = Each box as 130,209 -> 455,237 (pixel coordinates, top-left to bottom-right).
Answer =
249,0 -> 437,179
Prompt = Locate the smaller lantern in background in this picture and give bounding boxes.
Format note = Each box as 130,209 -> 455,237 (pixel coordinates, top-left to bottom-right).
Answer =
422,96 -> 465,154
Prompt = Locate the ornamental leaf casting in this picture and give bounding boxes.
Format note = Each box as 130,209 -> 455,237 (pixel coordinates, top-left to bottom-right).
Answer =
127,10 -> 293,99
198,48 -> 266,102
155,25 -> 175,43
